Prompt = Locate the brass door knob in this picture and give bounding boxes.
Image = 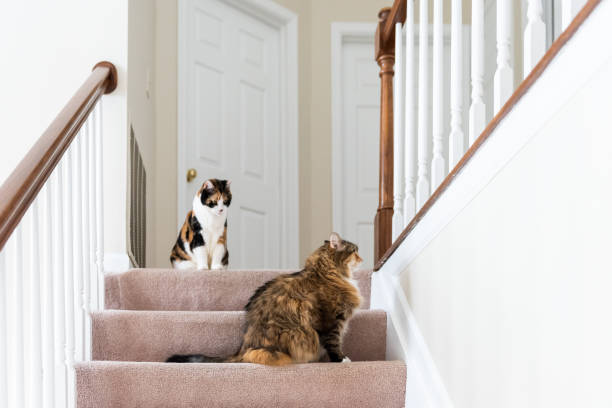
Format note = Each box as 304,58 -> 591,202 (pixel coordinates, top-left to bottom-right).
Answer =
186,168 -> 197,182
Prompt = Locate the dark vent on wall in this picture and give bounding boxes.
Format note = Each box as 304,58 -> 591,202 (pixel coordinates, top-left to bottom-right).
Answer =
129,126 -> 146,268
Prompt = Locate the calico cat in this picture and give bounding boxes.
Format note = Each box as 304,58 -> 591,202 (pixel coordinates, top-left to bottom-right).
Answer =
167,232 -> 363,365
170,179 -> 232,270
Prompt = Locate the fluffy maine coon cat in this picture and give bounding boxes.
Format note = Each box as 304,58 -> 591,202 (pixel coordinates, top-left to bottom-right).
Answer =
167,232 -> 363,365
170,179 -> 232,270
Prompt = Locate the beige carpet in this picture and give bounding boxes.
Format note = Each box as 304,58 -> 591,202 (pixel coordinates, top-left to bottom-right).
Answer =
76,268 -> 406,407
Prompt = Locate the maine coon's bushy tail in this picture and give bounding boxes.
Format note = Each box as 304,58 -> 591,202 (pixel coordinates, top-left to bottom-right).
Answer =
166,347 -> 292,366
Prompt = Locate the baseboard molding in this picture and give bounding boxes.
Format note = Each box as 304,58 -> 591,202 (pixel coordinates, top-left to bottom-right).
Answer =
372,267 -> 454,408
103,252 -> 131,274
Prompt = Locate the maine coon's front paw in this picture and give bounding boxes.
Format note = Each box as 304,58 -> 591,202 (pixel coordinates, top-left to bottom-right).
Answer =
210,264 -> 224,270
342,356 -> 351,363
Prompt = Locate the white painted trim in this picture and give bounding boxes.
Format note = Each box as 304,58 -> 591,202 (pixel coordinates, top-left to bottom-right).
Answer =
177,0 -> 299,268
384,0 -> 612,276
331,23 -> 377,235
103,252 -> 131,274
371,265 -> 454,408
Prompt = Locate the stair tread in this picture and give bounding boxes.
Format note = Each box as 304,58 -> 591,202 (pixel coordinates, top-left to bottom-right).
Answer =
92,309 -> 387,362
105,268 -> 373,311
76,360 -> 406,408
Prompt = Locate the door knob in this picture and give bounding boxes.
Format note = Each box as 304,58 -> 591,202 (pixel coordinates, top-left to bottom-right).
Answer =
186,168 -> 197,182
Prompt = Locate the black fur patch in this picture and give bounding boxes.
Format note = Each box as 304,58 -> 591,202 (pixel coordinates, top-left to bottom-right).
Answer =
190,232 -> 205,250
222,249 -> 229,266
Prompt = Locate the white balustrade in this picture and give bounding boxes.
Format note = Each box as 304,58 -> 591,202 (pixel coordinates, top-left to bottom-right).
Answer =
389,0 -> 559,242
63,147 -> 76,408
0,101 -> 104,408
431,0 -> 445,189
469,0 -> 486,145
95,103 -> 105,310
449,0 -> 465,169
81,121 -> 92,360
524,0 -> 546,76
494,0 -> 514,113
403,0 -> 416,224
416,0 -> 430,208
52,165 -> 67,408
393,22 -> 405,240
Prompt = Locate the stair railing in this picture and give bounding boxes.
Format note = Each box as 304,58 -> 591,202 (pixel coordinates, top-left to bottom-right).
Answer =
0,61 -> 117,408
373,0 -> 597,267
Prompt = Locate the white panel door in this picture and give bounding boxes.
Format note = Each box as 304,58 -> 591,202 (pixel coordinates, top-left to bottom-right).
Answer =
180,0 -> 281,269
340,41 -> 381,269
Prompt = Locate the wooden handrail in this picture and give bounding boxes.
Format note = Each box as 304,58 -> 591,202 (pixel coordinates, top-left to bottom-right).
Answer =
374,0 -> 602,271
0,61 -> 117,251
374,0 -> 406,263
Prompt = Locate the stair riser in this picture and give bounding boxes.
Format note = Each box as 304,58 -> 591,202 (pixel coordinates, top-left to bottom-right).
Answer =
92,310 -> 386,362
105,268 -> 373,311
76,361 -> 406,408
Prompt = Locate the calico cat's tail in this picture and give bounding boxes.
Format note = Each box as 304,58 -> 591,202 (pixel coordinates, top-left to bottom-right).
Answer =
166,347 -> 292,366
166,354 -> 227,363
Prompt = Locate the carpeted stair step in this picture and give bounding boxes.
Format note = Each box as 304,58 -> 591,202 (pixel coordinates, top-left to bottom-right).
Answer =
105,268 -> 373,311
76,360 -> 406,408
92,309 -> 387,362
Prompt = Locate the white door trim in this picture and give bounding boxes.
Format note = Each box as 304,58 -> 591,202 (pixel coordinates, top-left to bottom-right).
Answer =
331,23 -> 377,235
177,0 -> 299,268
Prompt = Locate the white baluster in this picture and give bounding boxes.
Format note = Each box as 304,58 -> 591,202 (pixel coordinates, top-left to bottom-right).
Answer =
449,0 -> 465,169
524,0 -> 546,76
562,0 -> 587,29
88,112 -> 98,311
40,183 -> 55,407
62,147 -> 76,408
6,226 -> 24,408
25,203 -> 43,408
494,0 -> 514,113
72,129 -> 85,362
392,22 -> 405,240
404,0 -> 416,224
51,167 -> 67,408
469,0 -> 486,145
81,120 -> 92,360
416,0 -> 430,208
0,249 -> 6,408
95,103 -> 105,309
431,0 -> 445,189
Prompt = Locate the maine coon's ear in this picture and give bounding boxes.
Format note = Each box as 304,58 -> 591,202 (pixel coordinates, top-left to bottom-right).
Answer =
329,232 -> 344,250
225,180 -> 231,189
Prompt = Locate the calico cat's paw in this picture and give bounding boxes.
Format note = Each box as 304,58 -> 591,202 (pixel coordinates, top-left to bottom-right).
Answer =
210,264 -> 225,270
342,356 -> 351,363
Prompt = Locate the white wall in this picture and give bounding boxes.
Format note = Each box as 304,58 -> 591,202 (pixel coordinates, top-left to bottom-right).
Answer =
395,39 -> 612,408
0,0 -> 129,258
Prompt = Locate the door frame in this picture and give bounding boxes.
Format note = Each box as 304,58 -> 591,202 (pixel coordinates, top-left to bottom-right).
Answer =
330,23 -> 377,235
177,0 -> 299,268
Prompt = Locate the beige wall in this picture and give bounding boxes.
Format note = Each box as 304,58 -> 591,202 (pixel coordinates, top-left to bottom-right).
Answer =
152,0 -> 388,267
128,0 -> 157,267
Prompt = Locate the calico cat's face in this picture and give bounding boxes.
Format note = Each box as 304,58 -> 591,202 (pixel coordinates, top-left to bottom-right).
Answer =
326,232 -> 363,275
197,179 -> 232,217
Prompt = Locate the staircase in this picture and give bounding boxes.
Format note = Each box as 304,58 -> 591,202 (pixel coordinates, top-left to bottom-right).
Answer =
75,268 -> 407,407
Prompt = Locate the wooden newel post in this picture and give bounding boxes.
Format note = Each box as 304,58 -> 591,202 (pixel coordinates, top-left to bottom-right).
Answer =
374,7 -> 395,264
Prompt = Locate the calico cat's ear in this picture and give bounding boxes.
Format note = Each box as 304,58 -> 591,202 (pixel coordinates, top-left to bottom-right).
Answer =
202,180 -> 214,191
329,232 -> 344,250
225,180 -> 231,189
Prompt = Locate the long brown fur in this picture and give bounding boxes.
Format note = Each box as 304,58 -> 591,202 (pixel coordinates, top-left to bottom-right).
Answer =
167,232 -> 363,365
